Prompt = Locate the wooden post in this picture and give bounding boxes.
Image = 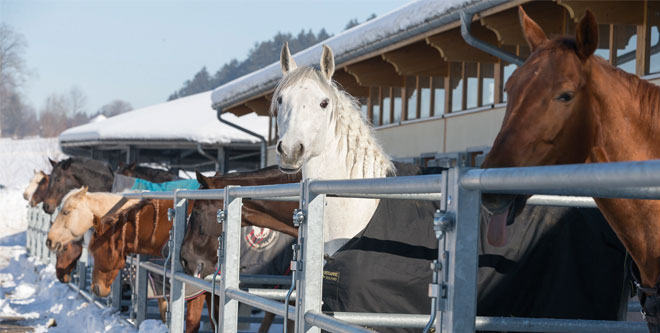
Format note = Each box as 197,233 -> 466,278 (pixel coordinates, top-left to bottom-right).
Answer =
389,87 -> 394,124
461,62 -> 468,111
416,76 -> 422,119
402,77 -> 409,121
637,0 -> 650,76
493,60 -> 503,104
429,77 -> 436,117
378,87 -> 384,126
477,63 -> 483,107
367,87 -> 374,124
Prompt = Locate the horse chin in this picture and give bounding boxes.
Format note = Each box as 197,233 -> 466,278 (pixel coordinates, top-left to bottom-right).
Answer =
278,165 -> 301,174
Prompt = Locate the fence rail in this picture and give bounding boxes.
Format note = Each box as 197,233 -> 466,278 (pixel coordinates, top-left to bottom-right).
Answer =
25,160 -> 658,332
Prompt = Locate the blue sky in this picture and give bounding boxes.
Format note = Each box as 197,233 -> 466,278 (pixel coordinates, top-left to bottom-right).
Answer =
0,0 -> 408,114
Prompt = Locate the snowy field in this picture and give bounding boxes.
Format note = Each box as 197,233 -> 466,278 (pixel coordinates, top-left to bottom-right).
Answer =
0,138 -> 166,332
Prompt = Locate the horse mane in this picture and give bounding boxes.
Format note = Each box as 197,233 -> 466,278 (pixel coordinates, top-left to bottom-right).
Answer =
66,157 -> 114,183
60,187 -> 85,206
98,199 -> 160,257
270,67 -> 394,178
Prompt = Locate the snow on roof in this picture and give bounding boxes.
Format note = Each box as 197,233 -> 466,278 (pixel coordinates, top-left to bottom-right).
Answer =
90,114 -> 107,123
211,0 -> 482,109
59,91 -> 268,145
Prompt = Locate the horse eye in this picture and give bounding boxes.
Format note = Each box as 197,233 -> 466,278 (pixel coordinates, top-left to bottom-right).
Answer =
62,211 -> 68,215
277,96 -> 282,104
556,92 -> 574,102
320,99 -> 329,109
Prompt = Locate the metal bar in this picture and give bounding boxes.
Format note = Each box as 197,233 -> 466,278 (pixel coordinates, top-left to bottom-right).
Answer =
67,283 -> 136,328
168,197 -> 187,333
330,312 -> 429,328
459,10 -> 524,66
140,260 -> 292,286
219,186 -> 242,332
295,180 -> 324,333
309,174 -> 444,195
440,167 -> 479,332
461,161 -> 660,198
304,312 -> 373,333
122,191 -> 175,200
225,288 -> 295,320
217,109 -> 267,168
176,189 -> 224,200
327,193 -> 442,200
227,183 -> 300,199
527,195 -> 597,208
135,254 -> 148,327
475,316 -> 647,332
110,272 -> 122,312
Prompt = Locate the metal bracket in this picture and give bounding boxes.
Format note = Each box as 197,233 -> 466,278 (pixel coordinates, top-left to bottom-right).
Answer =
289,244 -> 302,271
167,208 -> 174,221
292,208 -> 304,227
217,209 -> 225,224
434,210 -> 455,239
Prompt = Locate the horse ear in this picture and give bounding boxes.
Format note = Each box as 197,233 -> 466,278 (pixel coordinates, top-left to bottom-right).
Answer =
518,6 -> 547,52
576,9 -> 598,60
280,42 -> 297,75
61,158 -> 73,170
49,158 -> 57,167
195,170 -> 210,189
77,186 -> 88,197
320,45 -> 335,81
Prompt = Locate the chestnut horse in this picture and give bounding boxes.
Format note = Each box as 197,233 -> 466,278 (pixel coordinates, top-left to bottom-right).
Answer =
43,157 -> 114,214
24,170 -> 47,202
116,162 -> 177,183
55,240 -> 83,283
481,7 -> 660,328
29,173 -> 50,207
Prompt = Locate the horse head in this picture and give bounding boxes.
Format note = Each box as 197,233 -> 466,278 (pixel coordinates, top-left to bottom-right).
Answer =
89,212 -> 129,297
55,240 -> 83,283
46,186 -> 92,252
481,7 -> 599,246
116,161 -> 137,177
23,170 -> 46,201
274,43 -> 338,174
43,158 -> 80,214
180,171 -> 223,279
29,174 -> 49,207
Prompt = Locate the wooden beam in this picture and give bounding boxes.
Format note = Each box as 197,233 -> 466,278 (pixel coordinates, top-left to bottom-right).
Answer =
388,87 -> 394,123
494,60 -> 503,104
636,0 -> 649,76
378,87 -> 384,126
461,62 -> 468,111
481,2 -> 564,47
345,57 -> 404,87
427,24 -> 499,63
558,0 -> 645,25
334,70 -> 369,97
244,97 -> 270,116
382,41 -> 449,76
225,105 -> 253,117
367,87 -> 374,124
415,76 -> 422,119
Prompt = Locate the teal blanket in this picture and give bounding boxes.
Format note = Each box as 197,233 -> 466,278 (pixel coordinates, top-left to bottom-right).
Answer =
130,178 -> 200,191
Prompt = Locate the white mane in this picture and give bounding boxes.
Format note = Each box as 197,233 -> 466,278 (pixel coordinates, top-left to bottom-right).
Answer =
61,187 -> 85,206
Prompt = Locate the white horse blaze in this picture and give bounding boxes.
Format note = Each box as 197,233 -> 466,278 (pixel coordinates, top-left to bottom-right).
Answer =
276,45 -> 393,255
23,171 -> 45,200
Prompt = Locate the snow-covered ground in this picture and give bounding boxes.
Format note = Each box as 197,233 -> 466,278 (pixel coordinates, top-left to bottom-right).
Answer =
0,138 -> 167,332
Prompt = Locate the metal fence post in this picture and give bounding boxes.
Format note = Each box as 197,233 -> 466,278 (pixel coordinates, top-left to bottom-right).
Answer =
295,179 -> 324,333
77,261 -> 87,290
135,254 -> 148,327
436,167 -> 480,332
111,271 -> 122,311
169,196 -> 187,332
219,186 -> 242,333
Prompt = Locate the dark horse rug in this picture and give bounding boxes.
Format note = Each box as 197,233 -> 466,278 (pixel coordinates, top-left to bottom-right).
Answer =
322,163 -> 628,332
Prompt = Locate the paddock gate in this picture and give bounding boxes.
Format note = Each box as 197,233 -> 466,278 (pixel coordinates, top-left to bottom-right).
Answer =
25,159 -> 660,332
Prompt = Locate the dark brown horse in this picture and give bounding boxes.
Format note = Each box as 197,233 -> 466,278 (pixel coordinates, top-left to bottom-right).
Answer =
55,240 -> 83,283
481,7 -> 660,328
43,157 -> 114,214
29,174 -> 50,207
116,162 -> 177,183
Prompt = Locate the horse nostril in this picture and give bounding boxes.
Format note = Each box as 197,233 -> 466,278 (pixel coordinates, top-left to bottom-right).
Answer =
298,143 -> 304,156
276,141 -> 284,155
92,285 -> 100,296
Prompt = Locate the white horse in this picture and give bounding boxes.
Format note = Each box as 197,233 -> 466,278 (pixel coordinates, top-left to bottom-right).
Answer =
274,43 -> 393,255
23,170 -> 46,201
46,186 -> 137,252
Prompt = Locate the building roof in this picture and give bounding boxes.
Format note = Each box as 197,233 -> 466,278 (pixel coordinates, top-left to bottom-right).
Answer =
59,91 -> 268,147
210,0 -> 502,111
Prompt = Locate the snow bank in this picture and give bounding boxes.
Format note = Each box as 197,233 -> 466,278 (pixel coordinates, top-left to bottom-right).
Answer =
0,137 -> 65,189
211,0 -> 477,108
59,91 -> 268,145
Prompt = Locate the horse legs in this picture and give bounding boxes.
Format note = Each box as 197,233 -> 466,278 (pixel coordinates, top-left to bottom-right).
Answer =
258,311 -> 274,333
185,295 -> 205,333
157,298 -> 168,323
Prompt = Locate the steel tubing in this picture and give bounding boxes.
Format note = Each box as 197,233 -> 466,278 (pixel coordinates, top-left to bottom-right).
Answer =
327,193 -> 442,201
309,174 -> 444,195
122,191 -> 174,200
176,189 -> 224,200
227,183 -> 300,199
526,195 -> 597,208
475,316 -> 647,332
225,288 -> 295,320
330,312 -> 430,328
462,161 -> 660,199
304,311 -> 373,333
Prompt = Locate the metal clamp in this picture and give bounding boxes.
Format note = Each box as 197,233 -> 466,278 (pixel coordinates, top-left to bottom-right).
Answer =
217,209 -> 225,224
167,208 -> 174,221
433,210 -> 455,239
217,235 -> 224,261
292,209 -> 304,227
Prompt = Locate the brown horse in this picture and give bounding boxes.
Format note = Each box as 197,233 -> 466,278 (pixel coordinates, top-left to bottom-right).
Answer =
29,174 -> 50,207
116,162 -> 177,183
481,7 -> 660,328
43,157 -> 114,214
55,240 -> 83,283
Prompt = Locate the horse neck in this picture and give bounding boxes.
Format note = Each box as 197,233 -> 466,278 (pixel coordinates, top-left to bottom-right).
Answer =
84,193 -> 130,217
588,60 -> 660,287
72,163 -> 113,191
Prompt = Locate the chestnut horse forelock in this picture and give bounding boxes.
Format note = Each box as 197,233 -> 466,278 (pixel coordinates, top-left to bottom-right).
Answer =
483,7 -> 660,291
55,240 -> 83,283
29,174 -> 50,207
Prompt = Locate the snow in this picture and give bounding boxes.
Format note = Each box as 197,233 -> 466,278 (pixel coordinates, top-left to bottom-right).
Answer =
90,114 -> 107,123
0,137 -> 65,189
211,0 -> 478,108
59,91 -> 269,145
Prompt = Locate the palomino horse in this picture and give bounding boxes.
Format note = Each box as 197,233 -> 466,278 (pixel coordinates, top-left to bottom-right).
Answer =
28,173 -> 49,207
180,167 -> 299,333
276,43 -> 393,255
116,162 -> 177,183
55,240 -> 83,283
88,199 -> 208,333
480,7 -> 660,328
46,187 -> 137,252
43,157 -> 114,214
24,170 -> 47,202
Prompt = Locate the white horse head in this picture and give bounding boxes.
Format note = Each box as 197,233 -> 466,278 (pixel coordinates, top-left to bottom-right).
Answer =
273,43 -> 393,254
47,187 -> 93,252
23,170 -> 46,200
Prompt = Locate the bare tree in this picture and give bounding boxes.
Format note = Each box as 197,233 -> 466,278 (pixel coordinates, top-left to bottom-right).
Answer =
0,23 -> 28,90
96,99 -> 132,117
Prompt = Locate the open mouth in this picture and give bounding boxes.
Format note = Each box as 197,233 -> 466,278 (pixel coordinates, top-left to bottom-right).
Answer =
483,195 -> 525,247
